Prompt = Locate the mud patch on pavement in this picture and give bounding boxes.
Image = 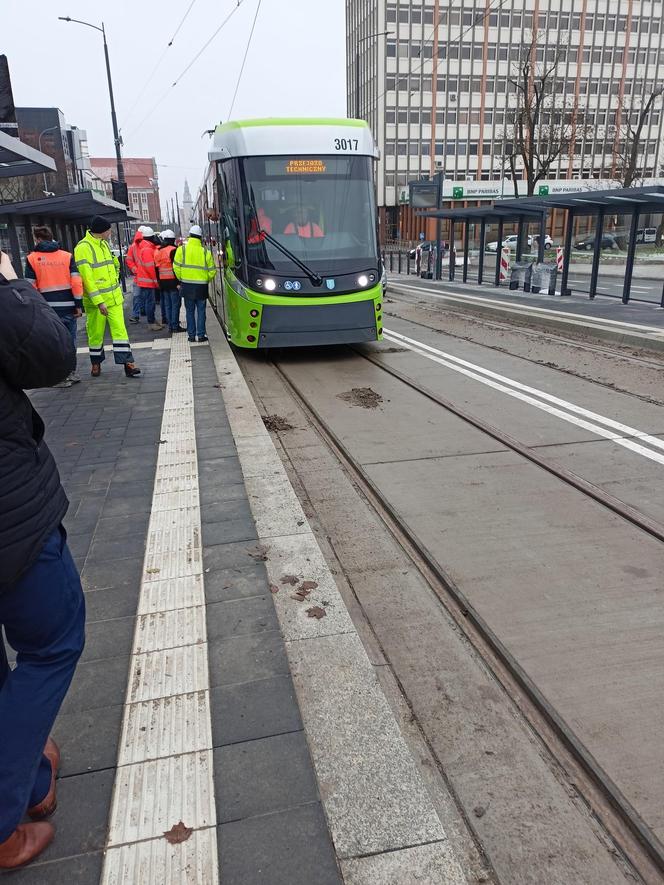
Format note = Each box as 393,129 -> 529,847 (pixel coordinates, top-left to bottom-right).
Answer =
337,387 -> 384,409
378,346 -> 407,354
263,414 -> 294,432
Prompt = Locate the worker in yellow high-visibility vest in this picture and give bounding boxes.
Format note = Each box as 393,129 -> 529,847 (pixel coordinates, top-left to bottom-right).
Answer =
173,225 -> 216,343
74,216 -> 140,378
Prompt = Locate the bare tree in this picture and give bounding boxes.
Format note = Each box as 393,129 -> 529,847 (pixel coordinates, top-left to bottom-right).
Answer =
610,86 -> 664,189
500,32 -> 575,198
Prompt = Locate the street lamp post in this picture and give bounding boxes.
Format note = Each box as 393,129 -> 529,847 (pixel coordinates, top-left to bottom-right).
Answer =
58,16 -> 125,183
38,126 -> 59,195
355,30 -> 393,119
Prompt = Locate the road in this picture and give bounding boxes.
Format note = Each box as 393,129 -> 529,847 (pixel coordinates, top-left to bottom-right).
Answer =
237,294 -> 664,884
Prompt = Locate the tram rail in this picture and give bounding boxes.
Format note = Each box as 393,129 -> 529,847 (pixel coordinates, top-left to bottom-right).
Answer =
267,340 -> 664,882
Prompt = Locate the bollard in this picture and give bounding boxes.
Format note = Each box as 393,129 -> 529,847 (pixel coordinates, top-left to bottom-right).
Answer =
389,252 -> 394,272
407,255 -> 411,275
556,246 -> 564,274
499,246 -> 510,284
398,251 -> 402,274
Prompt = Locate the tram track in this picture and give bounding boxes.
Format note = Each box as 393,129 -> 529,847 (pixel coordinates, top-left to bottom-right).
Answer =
266,343 -> 664,882
385,284 -> 664,405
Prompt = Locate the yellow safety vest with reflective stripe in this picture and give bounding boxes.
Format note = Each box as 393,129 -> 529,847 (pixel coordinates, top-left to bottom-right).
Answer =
173,237 -> 216,285
74,231 -> 123,307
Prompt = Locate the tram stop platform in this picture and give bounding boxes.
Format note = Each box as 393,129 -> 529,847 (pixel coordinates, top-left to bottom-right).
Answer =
5,310 -> 469,884
386,272 -> 664,354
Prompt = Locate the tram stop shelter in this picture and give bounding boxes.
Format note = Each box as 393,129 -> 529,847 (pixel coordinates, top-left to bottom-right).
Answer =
0,129 -> 56,180
420,184 -> 664,304
417,203 -> 547,286
500,185 -> 664,303
0,189 -> 137,277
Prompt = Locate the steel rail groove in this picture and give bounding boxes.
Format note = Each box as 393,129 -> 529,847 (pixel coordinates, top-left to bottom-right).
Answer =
271,347 -> 664,878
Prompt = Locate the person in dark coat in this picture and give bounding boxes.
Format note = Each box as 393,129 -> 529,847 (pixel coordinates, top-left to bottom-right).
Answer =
0,250 -> 85,870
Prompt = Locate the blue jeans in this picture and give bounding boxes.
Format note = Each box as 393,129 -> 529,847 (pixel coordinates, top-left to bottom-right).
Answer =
59,314 -> 78,369
185,298 -> 206,339
0,526 -> 85,841
132,287 -> 156,323
163,289 -> 182,330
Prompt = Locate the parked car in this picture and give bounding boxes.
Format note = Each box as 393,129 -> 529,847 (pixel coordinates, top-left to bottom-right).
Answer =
407,241 -> 448,259
486,233 -> 553,252
636,227 -> 657,244
574,233 -> 620,251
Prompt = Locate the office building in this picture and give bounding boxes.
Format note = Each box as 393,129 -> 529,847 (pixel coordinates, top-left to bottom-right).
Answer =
346,0 -> 664,238
14,107 -> 78,200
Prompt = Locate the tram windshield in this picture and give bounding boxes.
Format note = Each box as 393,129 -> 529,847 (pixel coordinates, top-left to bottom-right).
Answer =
240,155 -> 378,274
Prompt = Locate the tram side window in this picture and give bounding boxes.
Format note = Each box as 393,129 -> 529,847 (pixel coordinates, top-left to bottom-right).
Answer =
218,162 -> 242,266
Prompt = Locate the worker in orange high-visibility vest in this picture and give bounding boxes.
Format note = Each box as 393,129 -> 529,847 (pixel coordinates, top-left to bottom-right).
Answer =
128,227 -> 162,330
126,226 -> 150,319
154,230 -> 185,333
25,225 -> 84,387
283,205 -> 324,238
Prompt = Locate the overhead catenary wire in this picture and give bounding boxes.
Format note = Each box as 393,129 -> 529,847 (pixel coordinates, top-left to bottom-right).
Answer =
227,0 -> 263,119
122,0 -> 199,126
125,0 -> 245,139
172,0 -> 245,87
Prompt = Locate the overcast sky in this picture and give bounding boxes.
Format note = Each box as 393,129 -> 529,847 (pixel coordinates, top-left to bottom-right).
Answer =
4,0 -> 348,219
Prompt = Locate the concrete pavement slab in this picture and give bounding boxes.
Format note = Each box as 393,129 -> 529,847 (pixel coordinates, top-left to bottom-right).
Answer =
217,803 -> 342,885
341,841 -> 466,885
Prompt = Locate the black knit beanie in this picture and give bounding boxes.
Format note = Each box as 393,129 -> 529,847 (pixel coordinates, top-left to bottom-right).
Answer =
89,215 -> 111,233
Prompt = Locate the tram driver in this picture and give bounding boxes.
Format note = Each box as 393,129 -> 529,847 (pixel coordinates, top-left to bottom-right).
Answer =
283,205 -> 324,239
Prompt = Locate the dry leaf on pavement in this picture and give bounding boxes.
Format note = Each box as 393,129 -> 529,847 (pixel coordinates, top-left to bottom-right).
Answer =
306,606 -> 327,620
299,580 -> 318,591
164,821 -> 193,844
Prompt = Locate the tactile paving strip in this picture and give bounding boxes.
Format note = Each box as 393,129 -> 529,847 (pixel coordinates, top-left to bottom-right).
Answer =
101,335 -> 219,884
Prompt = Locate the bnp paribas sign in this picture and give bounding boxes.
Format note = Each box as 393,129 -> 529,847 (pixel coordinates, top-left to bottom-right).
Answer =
445,179 -> 647,199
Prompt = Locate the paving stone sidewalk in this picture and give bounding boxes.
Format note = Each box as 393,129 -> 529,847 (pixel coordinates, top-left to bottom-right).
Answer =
2,318 -> 341,883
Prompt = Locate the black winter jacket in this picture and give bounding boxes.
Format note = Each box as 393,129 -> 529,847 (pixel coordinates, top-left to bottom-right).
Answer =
0,276 -> 75,588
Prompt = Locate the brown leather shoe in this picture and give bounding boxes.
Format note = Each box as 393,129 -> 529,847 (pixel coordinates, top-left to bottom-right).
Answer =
0,823 -> 54,869
91,363 -> 101,377
27,737 -> 60,820
124,362 -> 141,377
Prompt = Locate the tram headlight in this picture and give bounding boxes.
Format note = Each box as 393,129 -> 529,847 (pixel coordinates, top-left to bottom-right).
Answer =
264,278 -> 277,291
357,274 -> 369,287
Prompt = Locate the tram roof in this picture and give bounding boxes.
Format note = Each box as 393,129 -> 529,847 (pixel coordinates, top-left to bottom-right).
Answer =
209,118 -> 379,161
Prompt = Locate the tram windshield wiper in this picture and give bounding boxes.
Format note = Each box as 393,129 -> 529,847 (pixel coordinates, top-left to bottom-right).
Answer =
257,230 -> 323,287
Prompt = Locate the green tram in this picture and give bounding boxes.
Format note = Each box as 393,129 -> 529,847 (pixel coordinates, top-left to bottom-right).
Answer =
198,118 -> 385,348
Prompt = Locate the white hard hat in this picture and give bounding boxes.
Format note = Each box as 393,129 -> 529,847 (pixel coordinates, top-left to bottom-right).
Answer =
189,224 -> 203,236
137,224 -> 151,234
161,229 -> 175,239
141,226 -> 155,237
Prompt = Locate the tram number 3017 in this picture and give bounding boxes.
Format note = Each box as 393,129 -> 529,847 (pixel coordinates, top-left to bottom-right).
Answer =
334,137 -> 359,151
